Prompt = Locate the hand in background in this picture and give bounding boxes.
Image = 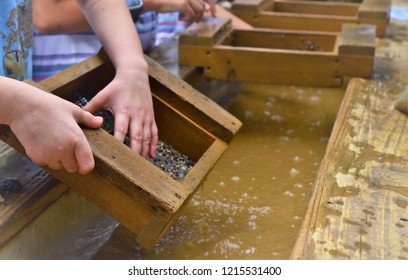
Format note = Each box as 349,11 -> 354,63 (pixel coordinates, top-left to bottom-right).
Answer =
178,0 -> 217,22
144,0 -> 216,22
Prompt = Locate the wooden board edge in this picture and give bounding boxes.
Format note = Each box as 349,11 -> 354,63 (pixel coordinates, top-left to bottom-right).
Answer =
290,78 -> 361,259
146,55 -> 242,142
0,182 -> 68,250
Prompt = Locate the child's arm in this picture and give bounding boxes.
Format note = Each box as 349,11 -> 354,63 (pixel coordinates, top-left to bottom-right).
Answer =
33,0 -> 91,34
34,0 -> 217,35
76,0 -> 158,158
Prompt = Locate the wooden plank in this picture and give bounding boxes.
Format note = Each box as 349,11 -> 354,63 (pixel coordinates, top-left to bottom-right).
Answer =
146,55 -> 242,143
337,24 -> 376,56
232,0 -> 273,12
232,11 -> 357,33
230,29 -> 336,51
358,0 -> 391,20
358,0 -> 391,37
1,123 -> 184,220
180,44 -> 342,86
183,139 -> 228,191
152,94 -> 214,161
38,54 -> 109,99
0,149 -> 68,249
0,182 -> 68,249
179,20 -> 375,86
337,54 -> 374,78
335,23 -> 376,77
178,17 -> 232,46
273,0 -> 359,16
231,0 -> 391,37
292,78 -> 408,259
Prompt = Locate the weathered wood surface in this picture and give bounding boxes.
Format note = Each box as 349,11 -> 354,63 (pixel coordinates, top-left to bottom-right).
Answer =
179,17 -> 375,87
291,32 -> 408,259
0,51 -> 241,249
0,146 -> 68,249
146,55 -> 241,142
231,0 -> 391,37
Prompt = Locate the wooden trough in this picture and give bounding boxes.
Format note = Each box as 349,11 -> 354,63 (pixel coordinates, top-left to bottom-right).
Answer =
0,50 -> 242,249
291,77 -> 408,259
179,17 -> 376,87
230,0 -> 391,37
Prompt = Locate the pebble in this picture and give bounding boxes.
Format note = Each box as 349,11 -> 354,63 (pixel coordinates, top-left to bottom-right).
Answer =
0,177 -> 24,195
148,141 -> 195,181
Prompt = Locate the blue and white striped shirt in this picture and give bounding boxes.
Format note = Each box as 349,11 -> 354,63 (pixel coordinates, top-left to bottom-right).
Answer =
32,6 -> 157,82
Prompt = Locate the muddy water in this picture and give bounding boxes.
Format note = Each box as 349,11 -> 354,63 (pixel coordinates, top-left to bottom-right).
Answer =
92,81 -> 346,260
0,80 -> 345,260
1,0 -> 407,263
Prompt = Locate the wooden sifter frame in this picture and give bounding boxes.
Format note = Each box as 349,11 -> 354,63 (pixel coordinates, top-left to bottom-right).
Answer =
0,50 -> 242,248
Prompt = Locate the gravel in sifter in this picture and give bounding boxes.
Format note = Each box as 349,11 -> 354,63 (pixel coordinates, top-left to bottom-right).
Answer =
75,95 -> 195,181
148,141 -> 195,181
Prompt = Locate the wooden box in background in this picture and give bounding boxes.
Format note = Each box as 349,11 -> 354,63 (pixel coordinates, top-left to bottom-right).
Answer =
179,17 -> 376,87
230,0 -> 391,37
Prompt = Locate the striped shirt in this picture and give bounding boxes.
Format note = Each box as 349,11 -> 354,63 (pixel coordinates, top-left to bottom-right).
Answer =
32,10 -> 157,82
155,12 -> 189,46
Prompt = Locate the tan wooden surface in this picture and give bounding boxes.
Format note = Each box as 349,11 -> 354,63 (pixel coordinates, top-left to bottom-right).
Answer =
291,23 -> 408,259
273,0 -> 359,15
231,0 -> 390,37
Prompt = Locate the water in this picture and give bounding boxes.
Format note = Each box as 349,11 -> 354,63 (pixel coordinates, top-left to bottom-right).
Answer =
91,81 -> 345,259
0,79 -> 344,259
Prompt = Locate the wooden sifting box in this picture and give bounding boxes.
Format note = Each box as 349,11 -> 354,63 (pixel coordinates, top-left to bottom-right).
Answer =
179,17 -> 376,87
0,50 -> 242,248
231,0 -> 391,37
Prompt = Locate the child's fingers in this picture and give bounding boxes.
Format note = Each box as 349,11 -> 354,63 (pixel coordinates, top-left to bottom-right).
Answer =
148,122 -> 158,158
206,0 -> 216,17
113,112 -> 129,144
61,151 -> 79,173
75,139 -> 95,175
129,118 -> 143,155
78,110 -> 104,129
140,124 -> 152,158
47,160 -> 63,171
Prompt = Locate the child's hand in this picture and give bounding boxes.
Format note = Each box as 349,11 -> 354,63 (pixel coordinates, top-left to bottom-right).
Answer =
75,0 -> 158,158
150,0 -> 216,22
9,88 -> 103,174
83,63 -> 158,159
178,0 -> 216,22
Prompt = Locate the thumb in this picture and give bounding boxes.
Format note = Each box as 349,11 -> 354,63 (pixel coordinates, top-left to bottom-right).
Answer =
78,110 -> 104,129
